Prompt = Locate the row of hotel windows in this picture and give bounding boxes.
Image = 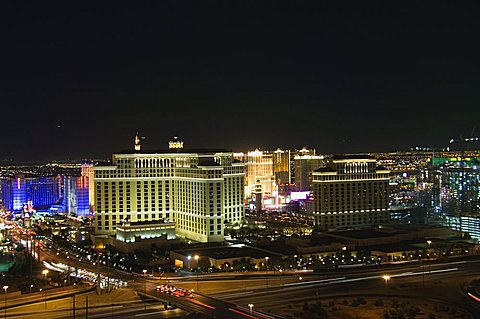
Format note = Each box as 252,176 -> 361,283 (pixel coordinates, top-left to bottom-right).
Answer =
316,202 -> 388,213
176,214 -> 223,235
314,173 -> 389,181
317,181 -> 388,190
316,211 -> 390,228
96,212 -> 171,230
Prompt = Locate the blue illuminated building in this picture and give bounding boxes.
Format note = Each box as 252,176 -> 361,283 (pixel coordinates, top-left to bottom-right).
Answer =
1,177 -> 61,212
1,173 -> 92,216
63,175 -> 90,216
1,178 -> 27,211
26,177 -> 60,208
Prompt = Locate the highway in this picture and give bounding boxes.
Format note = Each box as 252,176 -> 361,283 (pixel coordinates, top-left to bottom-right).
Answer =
9,230 -> 480,318
135,282 -> 280,319
217,259 -> 480,317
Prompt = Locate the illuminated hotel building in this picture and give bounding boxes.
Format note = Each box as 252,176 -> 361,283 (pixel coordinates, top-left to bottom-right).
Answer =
312,155 -> 390,230
294,153 -> 324,191
2,178 -> 26,211
81,161 -> 95,212
63,175 -> 90,216
1,177 -> 61,212
436,162 -> 480,240
235,149 -> 275,197
94,138 -> 245,243
273,148 -> 291,186
291,147 -> 317,184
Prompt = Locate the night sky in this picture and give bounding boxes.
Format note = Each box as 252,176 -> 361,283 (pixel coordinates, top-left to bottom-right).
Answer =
1,1 -> 480,162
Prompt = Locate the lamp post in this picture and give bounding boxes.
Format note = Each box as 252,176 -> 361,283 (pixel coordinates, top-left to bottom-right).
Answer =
382,275 -> 390,313
248,303 -> 254,315
265,257 -> 270,287
142,269 -> 147,310
427,240 -> 432,261
382,275 -> 390,289
194,255 -> 199,292
194,255 -> 199,266
142,269 -> 147,292
426,240 -> 432,284
42,269 -> 49,286
3,286 -> 8,319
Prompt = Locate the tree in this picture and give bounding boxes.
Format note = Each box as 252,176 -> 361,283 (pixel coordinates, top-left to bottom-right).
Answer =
374,299 -> 384,307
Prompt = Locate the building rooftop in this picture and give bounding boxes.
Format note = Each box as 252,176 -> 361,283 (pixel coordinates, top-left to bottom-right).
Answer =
330,155 -> 375,160
114,148 -> 231,155
314,167 -> 337,173
328,229 -> 401,239
309,235 -> 346,245
255,242 -> 298,256
197,159 -> 221,166
365,241 -> 423,253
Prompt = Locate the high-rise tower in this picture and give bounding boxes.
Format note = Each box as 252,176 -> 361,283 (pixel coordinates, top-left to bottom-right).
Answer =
312,155 -> 390,230
93,142 -> 245,243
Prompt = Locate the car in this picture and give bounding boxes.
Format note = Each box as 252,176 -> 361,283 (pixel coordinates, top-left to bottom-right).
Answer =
185,290 -> 193,298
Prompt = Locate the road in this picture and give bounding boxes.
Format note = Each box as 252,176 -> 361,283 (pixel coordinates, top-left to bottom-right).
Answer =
134,282 -> 279,319
218,259 -> 480,317
10,230 -> 480,318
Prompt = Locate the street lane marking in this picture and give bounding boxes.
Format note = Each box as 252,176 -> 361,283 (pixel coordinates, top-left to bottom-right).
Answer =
189,298 -> 216,309
135,312 -> 162,317
228,307 -> 258,318
338,268 -> 458,284
283,277 -> 346,287
418,261 -> 466,268
219,291 -> 254,298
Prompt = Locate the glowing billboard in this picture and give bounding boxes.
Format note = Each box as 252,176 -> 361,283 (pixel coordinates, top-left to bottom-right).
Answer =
290,191 -> 311,201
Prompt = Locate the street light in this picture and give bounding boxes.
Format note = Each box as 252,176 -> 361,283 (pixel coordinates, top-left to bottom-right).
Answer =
427,240 -> 432,257
142,269 -> 147,310
39,288 -> 47,309
248,303 -> 254,315
42,269 -> 49,286
382,275 -> 391,312
382,275 -> 390,289
142,269 -> 147,290
194,255 -> 200,292
3,286 -> 8,319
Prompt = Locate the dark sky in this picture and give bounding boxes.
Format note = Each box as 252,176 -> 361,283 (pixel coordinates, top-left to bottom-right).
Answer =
1,1 -> 480,161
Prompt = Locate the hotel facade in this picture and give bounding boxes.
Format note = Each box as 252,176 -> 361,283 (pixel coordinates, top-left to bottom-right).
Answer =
312,155 -> 390,230
93,140 -> 245,243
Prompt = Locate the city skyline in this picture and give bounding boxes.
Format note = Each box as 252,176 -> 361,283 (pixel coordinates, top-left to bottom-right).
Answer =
1,3 -> 480,318
1,2 -> 480,161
